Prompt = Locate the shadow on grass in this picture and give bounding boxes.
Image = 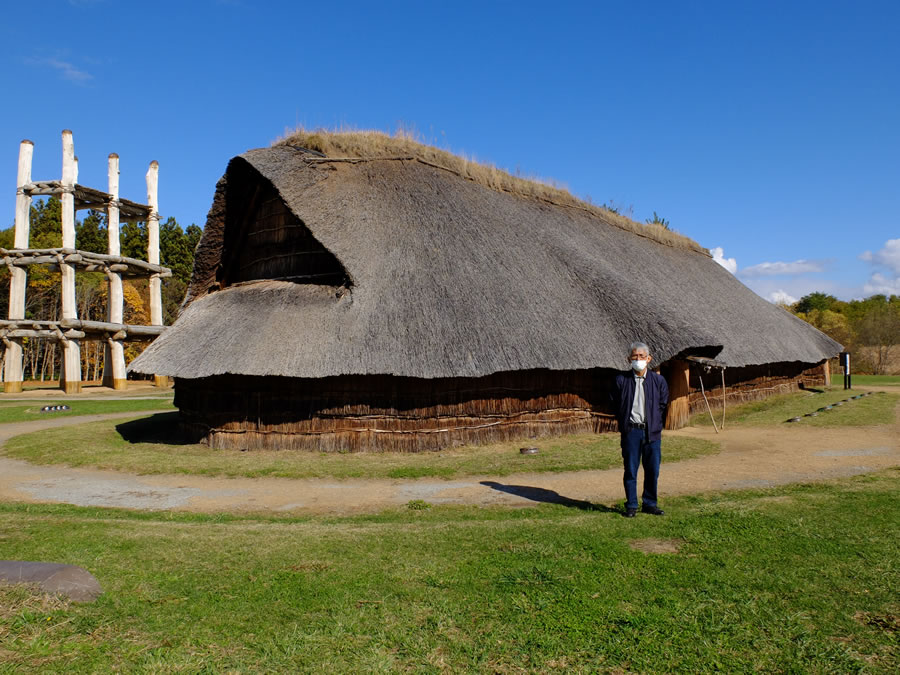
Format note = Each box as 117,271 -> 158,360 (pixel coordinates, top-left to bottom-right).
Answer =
116,412 -> 196,446
480,481 -> 619,512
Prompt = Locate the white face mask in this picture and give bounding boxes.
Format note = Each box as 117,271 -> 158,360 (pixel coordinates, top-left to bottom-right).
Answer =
631,359 -> 648,372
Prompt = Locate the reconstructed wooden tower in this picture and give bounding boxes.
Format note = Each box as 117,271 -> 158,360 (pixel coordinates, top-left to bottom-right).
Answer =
2,130 -> 171,393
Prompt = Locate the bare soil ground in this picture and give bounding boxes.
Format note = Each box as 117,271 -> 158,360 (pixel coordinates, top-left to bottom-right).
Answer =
0,396 -> 896,515
1,382 -> 171,401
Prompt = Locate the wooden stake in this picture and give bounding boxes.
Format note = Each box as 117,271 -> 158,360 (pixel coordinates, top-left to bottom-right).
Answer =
103,153 -> 127,389
4,140 -> 34,393
146,160 -> 165,387
59,130 -> 81,393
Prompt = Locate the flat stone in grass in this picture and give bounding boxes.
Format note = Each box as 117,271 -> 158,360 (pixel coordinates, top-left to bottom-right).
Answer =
0,560 -> 103,602
628,538 -> 683,554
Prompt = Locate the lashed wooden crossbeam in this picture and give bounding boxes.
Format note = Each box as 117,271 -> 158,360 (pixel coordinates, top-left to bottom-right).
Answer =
0,319 -> 164,341
0,247 -> 172,278
20,181 -> 153,221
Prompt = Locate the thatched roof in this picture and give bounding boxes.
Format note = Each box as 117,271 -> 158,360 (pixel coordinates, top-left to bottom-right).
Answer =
131,136 -> 841,379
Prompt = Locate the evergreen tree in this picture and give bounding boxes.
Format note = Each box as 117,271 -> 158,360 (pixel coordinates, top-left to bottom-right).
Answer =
75,210 -> 108,253
120,220 -> 148,259
160,217 -> 194,282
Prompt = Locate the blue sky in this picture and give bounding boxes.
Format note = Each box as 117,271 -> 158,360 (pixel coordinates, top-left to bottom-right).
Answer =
1,0 -> 897,303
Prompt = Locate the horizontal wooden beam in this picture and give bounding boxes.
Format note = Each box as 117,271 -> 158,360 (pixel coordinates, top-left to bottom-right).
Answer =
0,247 -> 172,277
21,181 -> 153,221
685,355 -> 727,369
59,318 -> 165,336
0,319 -> 164,342
3,329 -> 86,339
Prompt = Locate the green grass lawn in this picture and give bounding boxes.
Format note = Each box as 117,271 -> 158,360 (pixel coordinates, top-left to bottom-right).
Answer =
692,387 -> 898,428
1,413 -> 718,480
1,471 -> 897,672
852,374 -> 900,386
0,398 -> 175,424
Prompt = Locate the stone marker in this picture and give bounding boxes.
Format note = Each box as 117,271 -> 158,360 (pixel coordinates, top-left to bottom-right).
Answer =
0,560 -> 103,602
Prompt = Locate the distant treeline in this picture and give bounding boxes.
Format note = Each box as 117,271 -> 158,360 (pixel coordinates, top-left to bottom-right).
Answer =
0,196 -> 201,381
788,292 -> 900,375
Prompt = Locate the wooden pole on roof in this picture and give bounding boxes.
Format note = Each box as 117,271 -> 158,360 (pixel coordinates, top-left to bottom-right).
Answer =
146,160 -> 167,387
3,140 -> 34,393
102,153 -> 127,389
59,130 -> 82,394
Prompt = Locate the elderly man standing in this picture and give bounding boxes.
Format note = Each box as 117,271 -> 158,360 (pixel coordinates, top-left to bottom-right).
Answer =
612,341 -> 669,517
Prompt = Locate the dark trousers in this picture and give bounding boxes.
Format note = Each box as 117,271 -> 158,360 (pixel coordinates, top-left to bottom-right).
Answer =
621,427 -> 661,509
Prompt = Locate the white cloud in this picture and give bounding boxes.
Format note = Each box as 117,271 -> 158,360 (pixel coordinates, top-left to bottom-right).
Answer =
741,277 -> 851,303
740,259 -> 825,277
45,58 -> 93,83
710,246 -> 737,274
860,238 -> 900,274
860,238 -> 900,296
27,57 -> 94,84
767,290 -> 798,305
862,272 -> 900,296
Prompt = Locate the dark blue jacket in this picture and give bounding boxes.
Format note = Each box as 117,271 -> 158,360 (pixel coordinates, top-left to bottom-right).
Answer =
612,370 -> 669,442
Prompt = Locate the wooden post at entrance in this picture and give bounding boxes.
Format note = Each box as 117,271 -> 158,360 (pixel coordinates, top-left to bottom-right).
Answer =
102,153 -> 127,389
59,130 -> 82,394
3,140 -> 34,393
822,360 -> 831,387
664,359 -> 691,430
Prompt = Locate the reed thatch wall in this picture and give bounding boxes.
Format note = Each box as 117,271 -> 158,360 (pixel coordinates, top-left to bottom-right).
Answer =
175,361 -> 829,452
175,370 -> 618,452
683,362 -> 828,417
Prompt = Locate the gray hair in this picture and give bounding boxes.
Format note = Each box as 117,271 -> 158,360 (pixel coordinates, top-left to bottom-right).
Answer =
628,341 -> 650,355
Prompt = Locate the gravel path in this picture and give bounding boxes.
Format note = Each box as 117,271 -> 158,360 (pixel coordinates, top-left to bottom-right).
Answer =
0,404 -> 897,515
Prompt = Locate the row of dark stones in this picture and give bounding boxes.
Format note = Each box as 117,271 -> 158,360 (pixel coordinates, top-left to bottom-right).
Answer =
786,391 -> 882,423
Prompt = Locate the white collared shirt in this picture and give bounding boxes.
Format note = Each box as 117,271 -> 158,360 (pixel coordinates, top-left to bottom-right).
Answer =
630,371 -> 646,424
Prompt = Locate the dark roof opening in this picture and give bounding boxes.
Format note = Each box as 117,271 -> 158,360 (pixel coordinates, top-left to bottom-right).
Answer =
218,161 -> 348,288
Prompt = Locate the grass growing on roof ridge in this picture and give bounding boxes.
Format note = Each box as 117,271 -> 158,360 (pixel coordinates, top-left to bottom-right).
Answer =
274,126 -> 708,254
1,471 -> 897,672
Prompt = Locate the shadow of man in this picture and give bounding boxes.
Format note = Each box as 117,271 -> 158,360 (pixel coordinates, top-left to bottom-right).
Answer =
480,481 -> 618,512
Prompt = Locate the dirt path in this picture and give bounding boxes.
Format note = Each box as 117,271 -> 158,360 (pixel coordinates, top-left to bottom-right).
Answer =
0,406 -> 897,515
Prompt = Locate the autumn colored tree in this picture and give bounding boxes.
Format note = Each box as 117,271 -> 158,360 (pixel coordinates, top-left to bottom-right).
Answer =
792,292 -> 900,374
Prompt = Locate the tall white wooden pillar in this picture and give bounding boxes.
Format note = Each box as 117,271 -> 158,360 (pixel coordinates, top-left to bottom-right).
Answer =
59,130 -> 82,394
4,140 -> 34,393
102,153 -> 127,389
146,160 -> 166,387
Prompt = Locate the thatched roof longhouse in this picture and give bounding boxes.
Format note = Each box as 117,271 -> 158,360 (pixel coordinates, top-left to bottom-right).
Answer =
131,132 -> 840,380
